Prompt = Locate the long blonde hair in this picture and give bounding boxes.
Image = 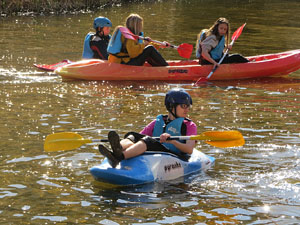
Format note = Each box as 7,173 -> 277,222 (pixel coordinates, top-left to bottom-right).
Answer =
125,13 -> 143,35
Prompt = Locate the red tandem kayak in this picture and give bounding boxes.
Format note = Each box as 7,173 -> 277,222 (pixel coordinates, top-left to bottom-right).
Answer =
55,49 -> 300,81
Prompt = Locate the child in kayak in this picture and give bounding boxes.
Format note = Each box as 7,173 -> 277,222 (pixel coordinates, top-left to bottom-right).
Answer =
82,16 -> 112,60
107,13 -> 169,66
196,17 -> 249,67
99,88 -> 197,168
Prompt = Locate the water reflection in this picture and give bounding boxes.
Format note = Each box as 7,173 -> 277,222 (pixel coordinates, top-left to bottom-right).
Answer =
0,74 -> 299,222
92,180 -> 208,223
1,0 -> 300,224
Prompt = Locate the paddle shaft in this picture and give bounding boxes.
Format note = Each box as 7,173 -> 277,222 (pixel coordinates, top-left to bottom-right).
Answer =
118,27 -> 192,59
142,37 -> 179,49
138,35 -> 193,59
80,135 -> 204,143
123,31 -> 178,49
44,130 -> 244,152
206,39 -> 235,79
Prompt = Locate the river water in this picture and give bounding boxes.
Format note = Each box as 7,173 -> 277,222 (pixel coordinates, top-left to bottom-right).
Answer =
1,0 -> 300,224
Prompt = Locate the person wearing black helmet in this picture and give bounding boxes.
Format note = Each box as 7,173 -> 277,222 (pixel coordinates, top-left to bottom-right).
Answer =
98,88 -> 197,168
82,16 -> 112,60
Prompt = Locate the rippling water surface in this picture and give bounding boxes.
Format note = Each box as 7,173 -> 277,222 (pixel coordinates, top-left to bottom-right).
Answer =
1,0 -> 300,224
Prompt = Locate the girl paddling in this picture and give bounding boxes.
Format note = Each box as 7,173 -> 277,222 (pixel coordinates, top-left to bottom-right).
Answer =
107,13 -> 169,66
196,17 -> 249,67
98,88 -> 197,168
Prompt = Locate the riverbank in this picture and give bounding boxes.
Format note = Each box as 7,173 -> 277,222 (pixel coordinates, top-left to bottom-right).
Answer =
1,0 -> 122,17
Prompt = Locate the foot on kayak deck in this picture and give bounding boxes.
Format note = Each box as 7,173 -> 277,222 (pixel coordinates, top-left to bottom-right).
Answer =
98,144 -> 120,168
108,131 -> 123,159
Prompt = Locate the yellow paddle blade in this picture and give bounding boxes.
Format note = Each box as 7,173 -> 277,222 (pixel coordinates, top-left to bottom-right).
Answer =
191,130 -> 245,148
190,130 -> 242,141
44,132 -> 92,152
206,138 -> 245,148
203,130 -> 243,140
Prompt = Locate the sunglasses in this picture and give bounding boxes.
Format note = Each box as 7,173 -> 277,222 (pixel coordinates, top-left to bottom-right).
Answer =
179,104 -> 190,109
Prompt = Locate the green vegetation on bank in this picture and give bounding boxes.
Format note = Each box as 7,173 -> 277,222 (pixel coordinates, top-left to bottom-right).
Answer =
1,0 -> 122,17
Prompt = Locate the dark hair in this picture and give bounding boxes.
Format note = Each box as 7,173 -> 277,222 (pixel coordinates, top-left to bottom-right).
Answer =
207,17 -> 230,47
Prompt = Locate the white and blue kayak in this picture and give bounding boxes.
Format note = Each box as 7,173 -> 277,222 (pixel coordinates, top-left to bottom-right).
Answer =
90,150 -> 215,186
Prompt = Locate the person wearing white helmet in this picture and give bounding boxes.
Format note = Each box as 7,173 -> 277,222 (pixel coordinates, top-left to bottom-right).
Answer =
82,16 -> 112,59
98,88 -> 197,168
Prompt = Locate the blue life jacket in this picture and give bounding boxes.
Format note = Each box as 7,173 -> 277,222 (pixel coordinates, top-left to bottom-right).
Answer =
107,28 -> 144,55
152,114 -> 185,155
82,33 -> 94,59
107,29 -> 122,54
210,35 -> 225,60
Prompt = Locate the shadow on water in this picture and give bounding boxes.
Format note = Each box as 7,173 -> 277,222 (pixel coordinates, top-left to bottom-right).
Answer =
91,171 -> 212,209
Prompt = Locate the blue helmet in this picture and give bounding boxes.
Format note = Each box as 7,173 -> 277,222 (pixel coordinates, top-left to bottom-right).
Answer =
93,17 -> 112,29
165,88 -> 192,113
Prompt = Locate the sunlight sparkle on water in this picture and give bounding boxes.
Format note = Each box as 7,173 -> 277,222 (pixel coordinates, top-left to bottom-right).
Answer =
22,205 -> 30,211
263,205 -> 270,212
42,160 -> 52,166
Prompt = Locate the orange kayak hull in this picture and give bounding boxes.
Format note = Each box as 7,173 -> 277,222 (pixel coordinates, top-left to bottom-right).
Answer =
55,49 -> 300,81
